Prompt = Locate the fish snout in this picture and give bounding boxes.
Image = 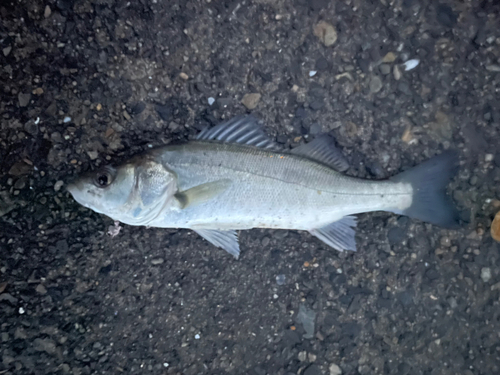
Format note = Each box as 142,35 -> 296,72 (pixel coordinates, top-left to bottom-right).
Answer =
66,179 -> 88,201
66,181 -> 81,196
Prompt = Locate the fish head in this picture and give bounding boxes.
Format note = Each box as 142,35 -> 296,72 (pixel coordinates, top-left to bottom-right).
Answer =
67,159 -> 177,223
67,163 -> 136,216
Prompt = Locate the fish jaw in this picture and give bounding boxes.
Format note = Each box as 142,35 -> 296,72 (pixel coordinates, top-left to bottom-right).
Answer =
67,180 -> 105,213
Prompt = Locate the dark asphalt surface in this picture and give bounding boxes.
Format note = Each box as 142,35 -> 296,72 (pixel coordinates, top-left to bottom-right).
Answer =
1,0 -> 500,374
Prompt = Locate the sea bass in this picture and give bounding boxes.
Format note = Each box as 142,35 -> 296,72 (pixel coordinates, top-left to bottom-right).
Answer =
67,115 -> 459,258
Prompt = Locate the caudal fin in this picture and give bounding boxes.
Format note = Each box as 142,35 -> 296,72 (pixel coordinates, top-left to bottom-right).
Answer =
391,151 -> 460,228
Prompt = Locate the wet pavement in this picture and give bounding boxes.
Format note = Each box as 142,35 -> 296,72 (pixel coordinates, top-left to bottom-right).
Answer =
1,0 -> 500,374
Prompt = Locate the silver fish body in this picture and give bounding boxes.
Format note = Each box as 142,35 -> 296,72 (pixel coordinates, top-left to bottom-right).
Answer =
68,115 -> 459,258
148,142 -> 410,230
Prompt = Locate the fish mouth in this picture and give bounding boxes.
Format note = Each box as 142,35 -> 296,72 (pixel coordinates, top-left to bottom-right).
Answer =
66,176 -> 87,194
66,183 -> 76,194
66,183 -> 81,204
66,180 -> 103,212
66,181 -> 86,205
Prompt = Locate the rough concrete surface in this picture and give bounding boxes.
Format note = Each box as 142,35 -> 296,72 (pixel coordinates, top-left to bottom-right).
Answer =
1,0 -> 500,374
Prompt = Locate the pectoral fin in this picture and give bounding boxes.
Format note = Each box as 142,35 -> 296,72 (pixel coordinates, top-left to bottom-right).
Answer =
309,216 -> 357,252
193,229 -> 240,259
175,180 -> 231,209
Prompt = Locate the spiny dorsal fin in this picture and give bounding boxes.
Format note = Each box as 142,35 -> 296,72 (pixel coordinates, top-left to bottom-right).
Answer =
196,115 -> 278,149
291,135 -> 349,172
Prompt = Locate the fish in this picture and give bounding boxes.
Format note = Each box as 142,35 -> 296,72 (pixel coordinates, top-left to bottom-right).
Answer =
67,115 -> 460,259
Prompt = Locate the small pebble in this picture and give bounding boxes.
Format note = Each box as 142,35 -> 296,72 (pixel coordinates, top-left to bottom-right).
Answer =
54,180 -> 64,192
241,93 -> 261,109
3,46 -> 12,57
179,72 -> 189,80
309,71 -> 317,77
491,211 -> 500,242
315,57 -> 329,70
44,5 -> 51,18
14,178 -> 26,190
486,65 -> 500,72
448,297 -> 458,309
36,284 -> 47,294
207,97 -> 215,105
481,267 -> 492,283
369,76 -> 383,93
379,64 -> 391,75
163,363 -> 169,368
436,4 -> 457,28
382,52 -> 397,63
19,307 -> 25,314
310,123 -> 322,135
440,237 -> 451,248
485,154 -> 494,162
393,65 -> 402,80
87,150 -> 98,160
194,334 -> 200,339
313,21 -> 337,46
276,274 -> 286,285
130,102 -> 146,115
18,93 -> 31,107
329,363 -> 342,375
63,116 -> 71,123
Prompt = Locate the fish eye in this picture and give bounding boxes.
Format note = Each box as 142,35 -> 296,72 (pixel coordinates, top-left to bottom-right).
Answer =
94,168 -> 114,188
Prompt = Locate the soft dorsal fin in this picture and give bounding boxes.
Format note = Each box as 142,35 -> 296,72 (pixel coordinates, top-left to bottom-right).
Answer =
196,115 -> 278,149
291,135 -> 349,172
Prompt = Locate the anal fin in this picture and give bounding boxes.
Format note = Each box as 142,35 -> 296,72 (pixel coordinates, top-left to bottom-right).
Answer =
309,216 -> 357,252
193,229 -> 240,259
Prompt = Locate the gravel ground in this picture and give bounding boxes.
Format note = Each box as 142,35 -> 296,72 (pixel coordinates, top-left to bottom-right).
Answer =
2,0 -> 500,374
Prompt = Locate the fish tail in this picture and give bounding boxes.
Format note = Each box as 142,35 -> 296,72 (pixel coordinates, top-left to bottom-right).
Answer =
390,150 -> 460,228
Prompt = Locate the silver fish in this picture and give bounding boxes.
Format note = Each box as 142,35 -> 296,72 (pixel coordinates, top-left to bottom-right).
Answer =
67,115 -> 459,258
